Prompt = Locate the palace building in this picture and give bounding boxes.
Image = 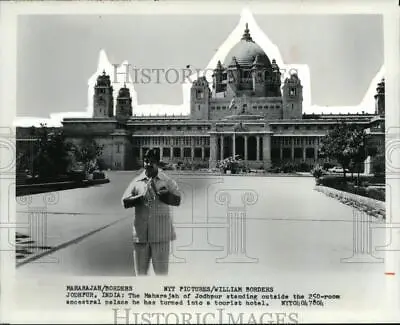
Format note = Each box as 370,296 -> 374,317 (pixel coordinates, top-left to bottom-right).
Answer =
60,24 -> 385,171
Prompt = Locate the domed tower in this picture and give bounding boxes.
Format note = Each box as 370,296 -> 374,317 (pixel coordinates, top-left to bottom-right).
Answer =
190,76 -> 211,120
116,84 -> 132,119
374,78 -> 385,116
282,73 -> 303,119
93,71 -> 114,118
223,23 -> 276,98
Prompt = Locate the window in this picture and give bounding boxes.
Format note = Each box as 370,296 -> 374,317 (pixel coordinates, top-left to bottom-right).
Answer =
294,148 -> 302,158
196,90 -> 204,99
163,147 -> 171,158
306,148 -> 315,159
204,147 -> 210,158
173,147 -> 181,158
194,148 -> 202,158
198,105 -> 201,111
282,148 -> 291,159
289,88 -> 296,96
187,126 -> 192,131
183,147 -> 191,158
177,126 -> 181,131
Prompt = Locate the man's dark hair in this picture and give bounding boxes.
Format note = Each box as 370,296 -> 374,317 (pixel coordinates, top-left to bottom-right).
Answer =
144,148 -> 160,163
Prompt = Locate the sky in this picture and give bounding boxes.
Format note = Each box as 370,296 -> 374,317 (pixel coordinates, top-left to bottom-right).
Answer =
16,13 -> 383,123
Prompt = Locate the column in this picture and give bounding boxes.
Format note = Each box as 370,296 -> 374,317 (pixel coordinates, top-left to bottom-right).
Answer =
201,147 -> 205,160
302,146 -> 306,162
139,141 -> 143,161
279,145 -> 283,161
314,138 -> 319,161
209,134 -> 217,168
232,134 -> 236,158
220,135 -> 224,160
256,136 -> 260,161
170,146 -> 173,159
244,135 -> 248,161
180,146 -> 183,159
262,134 -> 272,169
160,146 -> 164,161
291,138 -> 294,160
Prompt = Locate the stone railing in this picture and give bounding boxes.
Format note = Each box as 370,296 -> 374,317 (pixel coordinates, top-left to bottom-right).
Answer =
314,185 -> 385,220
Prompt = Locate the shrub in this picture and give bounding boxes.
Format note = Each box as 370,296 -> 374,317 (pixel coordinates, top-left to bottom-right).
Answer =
323,162 -> 335,170
92,170 -> 106,180
366,187 -> 385,201
282,162 -> 296,173
311,165 -> 323,179
268,166 -> 281,173
317,175 -> 347,188
191,162 -> 209,170
295,162 -> 311,172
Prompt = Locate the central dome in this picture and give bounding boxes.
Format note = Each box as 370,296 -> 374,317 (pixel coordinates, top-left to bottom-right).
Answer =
223,23 -> 271,67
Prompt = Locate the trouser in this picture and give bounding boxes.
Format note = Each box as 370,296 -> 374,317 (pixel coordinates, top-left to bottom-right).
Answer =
133,241 -> 170,276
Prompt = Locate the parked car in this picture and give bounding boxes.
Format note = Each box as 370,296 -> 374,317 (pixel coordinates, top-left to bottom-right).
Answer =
328,166 -> 349,174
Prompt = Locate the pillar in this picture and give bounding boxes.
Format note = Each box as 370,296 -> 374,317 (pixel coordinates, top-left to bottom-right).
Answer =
256,136 -> 260,161
191,137 -> 195,161
180,146 -> 183,159
209,134 -> 217,168
220,135 -> 224,160
262,134 -> 272,169
139,142 -> 143,161
201,147 -> 205,160
279,146 -> 283,161
291,138 -> 294,160
244,135 -> 248,161
170,146 -> 173,159
302,146 -> 306,162
160,146 -> 164,161
232,134 -> 236,158
314,138 -> 319,161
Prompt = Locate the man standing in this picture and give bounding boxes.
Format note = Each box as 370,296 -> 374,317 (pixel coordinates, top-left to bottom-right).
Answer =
121,148 -> 181,275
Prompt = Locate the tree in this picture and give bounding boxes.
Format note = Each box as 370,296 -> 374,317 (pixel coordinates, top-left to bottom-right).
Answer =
319,122 -> 354,180
372,146 -> 385,177
31,124 -> 74,179
348,127 -> 368,185
73,138 -> 104,173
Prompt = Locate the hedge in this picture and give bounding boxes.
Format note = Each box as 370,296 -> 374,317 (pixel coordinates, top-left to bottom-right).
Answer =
316,175 -> 385,202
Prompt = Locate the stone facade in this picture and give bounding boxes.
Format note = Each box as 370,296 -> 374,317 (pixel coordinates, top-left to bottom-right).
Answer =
58,24 -> 385,171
